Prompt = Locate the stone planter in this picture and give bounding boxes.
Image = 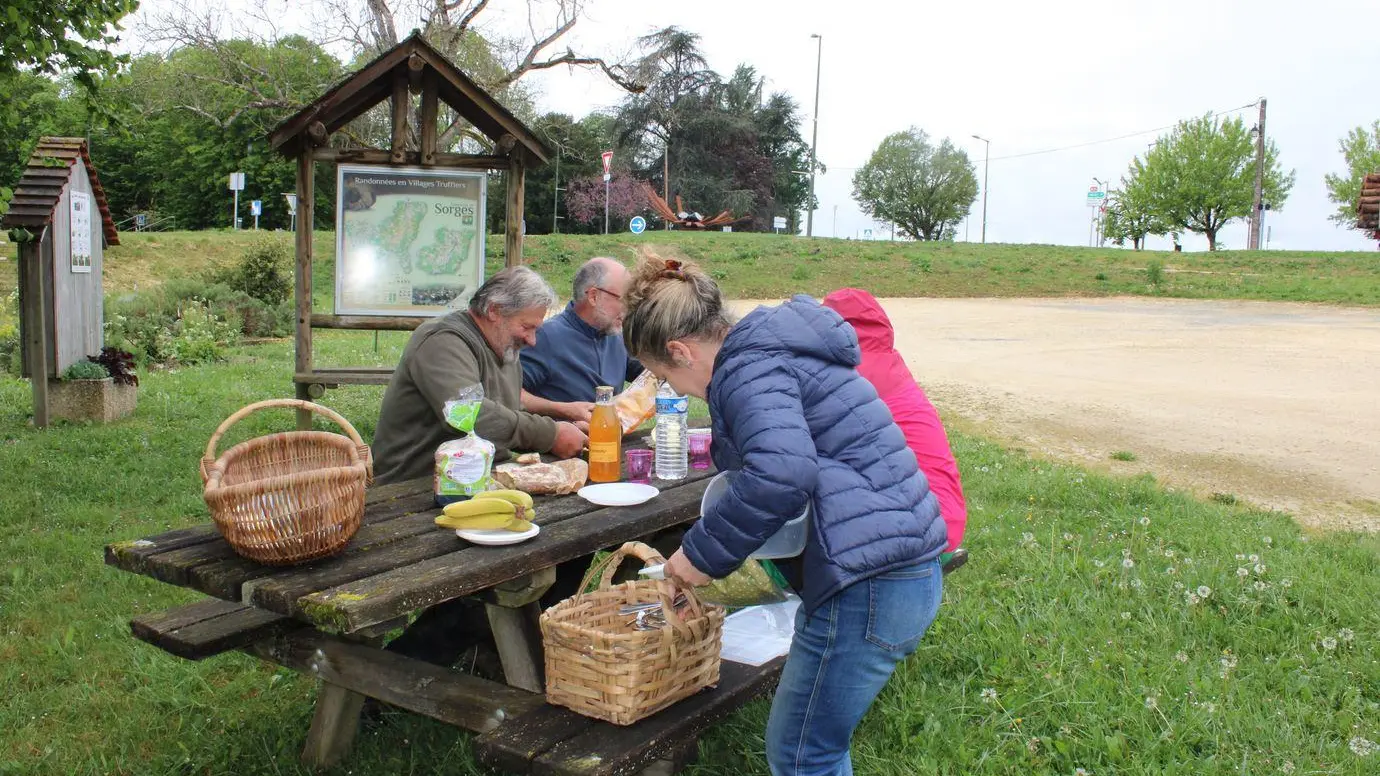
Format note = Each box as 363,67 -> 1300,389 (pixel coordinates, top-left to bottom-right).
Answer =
46,377 -> 137,423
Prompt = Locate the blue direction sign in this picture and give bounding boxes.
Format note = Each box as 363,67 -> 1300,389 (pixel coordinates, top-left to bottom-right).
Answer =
629,215 -> 647,234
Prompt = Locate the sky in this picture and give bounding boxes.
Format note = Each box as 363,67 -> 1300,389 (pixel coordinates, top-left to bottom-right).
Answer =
123,0 -> 1379,252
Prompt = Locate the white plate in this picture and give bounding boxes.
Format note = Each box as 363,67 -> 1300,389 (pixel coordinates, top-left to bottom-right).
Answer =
577,482 -> 660,507
456,523 -> 540,546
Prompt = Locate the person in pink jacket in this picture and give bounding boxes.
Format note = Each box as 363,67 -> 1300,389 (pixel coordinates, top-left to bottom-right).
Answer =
823,288 -> 968,563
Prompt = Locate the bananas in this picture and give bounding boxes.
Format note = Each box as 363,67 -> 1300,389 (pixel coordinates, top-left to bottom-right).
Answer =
435,490 -> 536,532
473,489 -> 534,510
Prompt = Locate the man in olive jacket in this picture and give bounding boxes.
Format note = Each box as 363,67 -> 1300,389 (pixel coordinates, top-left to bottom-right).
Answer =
372,266 -> 587,485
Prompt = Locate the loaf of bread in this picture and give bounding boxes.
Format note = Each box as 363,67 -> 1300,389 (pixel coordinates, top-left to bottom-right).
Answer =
492,458 -> 589,495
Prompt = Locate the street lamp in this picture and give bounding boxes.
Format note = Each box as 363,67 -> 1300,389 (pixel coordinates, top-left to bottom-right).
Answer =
806,34 -> 822,238
971,134 -> 989,244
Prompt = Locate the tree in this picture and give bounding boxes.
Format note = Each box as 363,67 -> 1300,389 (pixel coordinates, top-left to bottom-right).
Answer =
1323,121 -> 1380,228
565,172 -> 646,231
0,0 -> 138,91
1100,158 -> 1168,250
851,128 -> 978,241
1140,113 -> 1295,251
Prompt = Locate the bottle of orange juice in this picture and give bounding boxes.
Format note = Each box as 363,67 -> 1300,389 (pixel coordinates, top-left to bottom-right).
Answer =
588,385 -> 622,483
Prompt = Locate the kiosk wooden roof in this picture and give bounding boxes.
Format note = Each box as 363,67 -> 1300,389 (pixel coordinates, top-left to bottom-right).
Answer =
271,33 -> 549,425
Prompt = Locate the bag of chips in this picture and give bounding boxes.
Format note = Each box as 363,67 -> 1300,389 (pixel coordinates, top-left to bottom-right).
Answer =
614,370 -> 659,434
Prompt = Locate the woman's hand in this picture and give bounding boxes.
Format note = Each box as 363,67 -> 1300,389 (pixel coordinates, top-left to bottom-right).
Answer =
664,548 -> 711,588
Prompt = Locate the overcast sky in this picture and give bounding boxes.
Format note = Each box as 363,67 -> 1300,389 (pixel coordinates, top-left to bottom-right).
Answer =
126,0 -> 1379,252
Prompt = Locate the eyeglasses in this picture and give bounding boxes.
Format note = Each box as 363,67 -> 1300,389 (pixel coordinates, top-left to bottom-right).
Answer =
592,287 -> 622,301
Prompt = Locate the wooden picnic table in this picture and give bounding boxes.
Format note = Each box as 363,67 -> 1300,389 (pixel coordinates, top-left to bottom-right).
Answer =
105,451 -> 786,775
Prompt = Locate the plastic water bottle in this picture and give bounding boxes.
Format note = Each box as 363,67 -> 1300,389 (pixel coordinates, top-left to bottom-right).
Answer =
654,381 -> 688,480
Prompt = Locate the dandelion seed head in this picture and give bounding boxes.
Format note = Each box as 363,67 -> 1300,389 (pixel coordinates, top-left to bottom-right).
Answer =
1063,532 -> 1075,541
1321,636 -> 1338,651
1186,593 -> 1201,605
1197,586 -> 1212,598
1145,695 -> 1158,709
1254,563 -> 1266,575
1254,581 -> 1267,591
1348,736 -> 1376,757
1263,536 -> 1273,545
1164,549 -> 1175,558
1249,554 -> 1260,563
1281,578 -> 1293,588
1237,567 -> 1250,578
980,687 -> 998,703
1094,559 -> 1105,568
1175,651 -> 1189,663
1139,516 -> 1151,526
1121,611 -> 1131,621
1123,558 -> 1135,569
1339,628 -> 1355,643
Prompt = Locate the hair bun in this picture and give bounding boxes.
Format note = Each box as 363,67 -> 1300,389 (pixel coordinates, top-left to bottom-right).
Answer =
659,259 -> 686,281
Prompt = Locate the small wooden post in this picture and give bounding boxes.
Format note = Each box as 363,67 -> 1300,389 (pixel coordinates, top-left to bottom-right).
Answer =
505,153 -> 526,267
294,151 -> 316,430
390,70 -> 410,164
419,73 -> 439,167
19,237 -> 49,428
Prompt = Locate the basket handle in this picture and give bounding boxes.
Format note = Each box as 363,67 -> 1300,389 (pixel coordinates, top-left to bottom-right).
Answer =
579,542 -> 706,634
200,399 -> 373,485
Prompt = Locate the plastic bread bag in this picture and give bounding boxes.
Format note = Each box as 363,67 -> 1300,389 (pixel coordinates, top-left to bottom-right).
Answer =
435,384 -> 496,504
640,558 -> 790,608
614,370 -> 660,434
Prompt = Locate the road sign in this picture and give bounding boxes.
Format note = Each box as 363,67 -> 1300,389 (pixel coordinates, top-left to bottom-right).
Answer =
283,193 -> 297,216
722,226 -> 732,233
773,216 -> 787,230
250,200 -> 262,216
629,216 -> 646,234
603,173 -> 611,182
135,213 -> 147,229
864,228 -> 873,239
601,151 -> 613,176
228,172 -> 245,191
1086,185 -> 1106,208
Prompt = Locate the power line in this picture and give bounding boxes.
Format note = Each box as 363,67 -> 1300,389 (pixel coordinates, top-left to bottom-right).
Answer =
826,101 -> 1261,171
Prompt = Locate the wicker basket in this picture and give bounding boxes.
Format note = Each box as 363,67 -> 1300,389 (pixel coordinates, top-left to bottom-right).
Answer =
200,399 -> 372,566
541,542 -> 725,726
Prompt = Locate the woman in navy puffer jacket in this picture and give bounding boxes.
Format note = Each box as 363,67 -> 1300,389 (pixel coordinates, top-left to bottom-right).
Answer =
621,257 -> 948,776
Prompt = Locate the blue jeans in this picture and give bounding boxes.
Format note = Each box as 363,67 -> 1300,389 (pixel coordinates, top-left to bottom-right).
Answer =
766,560 -> 943,775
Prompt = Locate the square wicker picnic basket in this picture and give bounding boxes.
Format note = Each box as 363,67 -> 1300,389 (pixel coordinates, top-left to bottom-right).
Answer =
540,541 -> 725,725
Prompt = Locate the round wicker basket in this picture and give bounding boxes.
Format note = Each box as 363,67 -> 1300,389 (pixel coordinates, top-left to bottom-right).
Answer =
200,399 -> 372,566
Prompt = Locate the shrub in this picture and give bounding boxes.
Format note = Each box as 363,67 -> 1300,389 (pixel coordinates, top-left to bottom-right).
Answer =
219,238 -> 292,305
90,347 -> 138,386
61,360 -> 108,381
167,301 -> 240,365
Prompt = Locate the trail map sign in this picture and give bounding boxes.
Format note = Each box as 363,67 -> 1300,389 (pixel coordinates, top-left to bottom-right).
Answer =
334,164 -> 487,316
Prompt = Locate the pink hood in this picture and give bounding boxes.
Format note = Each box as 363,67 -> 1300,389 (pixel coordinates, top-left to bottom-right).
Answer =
823,288 -> 968,550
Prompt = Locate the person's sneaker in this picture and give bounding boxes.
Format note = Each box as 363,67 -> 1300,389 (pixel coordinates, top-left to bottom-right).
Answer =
940,548 -> 968,574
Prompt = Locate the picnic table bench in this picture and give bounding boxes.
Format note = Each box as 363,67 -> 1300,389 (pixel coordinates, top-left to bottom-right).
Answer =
106,454 -> 791,776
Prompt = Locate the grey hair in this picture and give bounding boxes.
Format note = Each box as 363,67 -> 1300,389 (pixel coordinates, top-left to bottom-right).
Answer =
572,257 -> 616,300
468,265 -> 557,317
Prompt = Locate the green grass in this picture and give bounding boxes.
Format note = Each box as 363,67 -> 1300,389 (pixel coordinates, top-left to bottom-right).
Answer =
1111,451 -> 1139,462
1,336 -> 1377,774
4,230 -> 1380,306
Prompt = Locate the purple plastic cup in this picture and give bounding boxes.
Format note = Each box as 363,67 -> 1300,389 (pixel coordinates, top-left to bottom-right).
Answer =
688,428 -> 712,470
625,448 -> 654,483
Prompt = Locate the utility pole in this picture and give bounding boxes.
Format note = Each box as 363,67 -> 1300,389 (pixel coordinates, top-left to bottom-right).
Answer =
552,147 -> 562,234
806,33 -> 822,238
972,135 -> 990,243
1249,98 -> 1267,251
